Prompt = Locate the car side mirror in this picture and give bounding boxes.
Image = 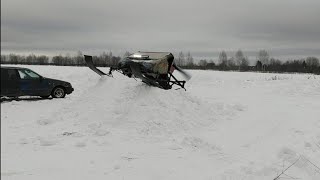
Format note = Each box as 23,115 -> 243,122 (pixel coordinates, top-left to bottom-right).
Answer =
39,76 -> 44,81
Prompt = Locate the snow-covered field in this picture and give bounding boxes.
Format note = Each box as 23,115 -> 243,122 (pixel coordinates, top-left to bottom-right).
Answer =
1,65 -> 320,180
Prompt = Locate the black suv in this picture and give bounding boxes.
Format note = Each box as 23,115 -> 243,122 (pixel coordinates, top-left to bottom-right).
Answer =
1,66 -> 74,98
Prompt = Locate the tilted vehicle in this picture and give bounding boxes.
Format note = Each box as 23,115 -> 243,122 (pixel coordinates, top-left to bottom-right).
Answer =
84,52 -> 191,90
1,66 -> 74,98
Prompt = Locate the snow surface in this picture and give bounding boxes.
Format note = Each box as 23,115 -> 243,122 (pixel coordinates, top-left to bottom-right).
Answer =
1,65 -> 320,180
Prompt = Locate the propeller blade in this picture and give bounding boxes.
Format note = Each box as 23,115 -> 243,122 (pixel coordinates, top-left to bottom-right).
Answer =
173,64 -> 192,80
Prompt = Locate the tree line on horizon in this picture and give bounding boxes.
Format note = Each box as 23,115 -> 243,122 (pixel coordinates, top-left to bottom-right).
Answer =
183,50 -> 319,75
0,51 -> 122,67
1,50 -> 319,74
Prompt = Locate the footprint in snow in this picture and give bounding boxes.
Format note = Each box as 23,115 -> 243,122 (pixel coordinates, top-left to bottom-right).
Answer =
62,132 -> 76,136
19,138 -> 29,145
75,142 -> 86,147
1,171 -> 24,176
94,129 -> 110,136
113,165 -> 121,170
304,142 -> 312,148
39,138 -> 58,146
37,118 -> 53,126
277,147 -> 298,162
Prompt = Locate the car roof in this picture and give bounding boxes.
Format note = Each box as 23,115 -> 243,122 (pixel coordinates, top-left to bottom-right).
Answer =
1,66 -> 28,70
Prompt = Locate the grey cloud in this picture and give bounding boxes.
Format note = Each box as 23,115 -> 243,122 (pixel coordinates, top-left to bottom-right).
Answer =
1,0 -> 320,59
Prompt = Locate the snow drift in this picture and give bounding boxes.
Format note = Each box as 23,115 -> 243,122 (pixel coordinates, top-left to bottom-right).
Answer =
1,65 -> 320,180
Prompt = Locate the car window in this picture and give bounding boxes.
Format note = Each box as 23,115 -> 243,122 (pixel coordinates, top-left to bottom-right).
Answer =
25,69 -> 40,78
2,69 -> 19,80
18,70 -> 28,79
18,69 -> 40,79
1,69 -> 8,80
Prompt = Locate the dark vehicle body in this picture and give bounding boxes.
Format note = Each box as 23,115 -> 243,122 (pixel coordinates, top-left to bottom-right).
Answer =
1,66 -> 73,98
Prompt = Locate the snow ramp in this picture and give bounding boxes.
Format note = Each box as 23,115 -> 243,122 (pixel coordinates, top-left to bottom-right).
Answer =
49,73 -> 219,144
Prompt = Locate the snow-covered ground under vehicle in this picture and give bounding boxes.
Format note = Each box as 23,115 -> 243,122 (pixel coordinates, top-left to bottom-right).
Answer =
1,65 -> 320,180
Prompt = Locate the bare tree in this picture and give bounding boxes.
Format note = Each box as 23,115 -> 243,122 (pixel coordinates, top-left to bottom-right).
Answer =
108,51 -> 113,66
199,59 -> 208,66
198,59 -> 208,67
240,57 -> 249,70
26,54 -> 36,64
227,57 -> 236,68
37,55 -> 49,65
258,50 -> 270,65
218,50 -> 228,69
9,54 -> 19,64
1,55 -> 7,63
108,51 -> 113,59
306,57 -> 320,73
74,50 -> 83,66
99,51 -> 108,65
207,60 -> 216,69
256,61 -> 263,71
186,51 -> 194,66
52,55 -> 63,65
235,49 -> 244,67
177,51 -> 185,66
306,57 -> 319,67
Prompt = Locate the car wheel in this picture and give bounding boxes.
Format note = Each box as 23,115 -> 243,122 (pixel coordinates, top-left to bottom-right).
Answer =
51,87 -> 66,98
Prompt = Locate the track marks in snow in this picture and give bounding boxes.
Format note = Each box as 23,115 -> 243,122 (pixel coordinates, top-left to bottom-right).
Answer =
275,148 -> 320,179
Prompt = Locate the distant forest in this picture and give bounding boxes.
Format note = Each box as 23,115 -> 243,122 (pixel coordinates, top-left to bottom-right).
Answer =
1,50 -> 319,74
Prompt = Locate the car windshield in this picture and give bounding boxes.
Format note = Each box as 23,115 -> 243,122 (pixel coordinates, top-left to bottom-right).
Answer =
18,69 -> 41,79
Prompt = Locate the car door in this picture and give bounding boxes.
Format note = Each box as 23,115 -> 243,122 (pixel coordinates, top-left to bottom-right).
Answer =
1,68 -> 20,96
0,69 -> 8,95
17,69 -> 48,96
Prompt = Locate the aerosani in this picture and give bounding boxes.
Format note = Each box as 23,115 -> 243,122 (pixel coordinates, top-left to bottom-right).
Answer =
84,52 -> 191,90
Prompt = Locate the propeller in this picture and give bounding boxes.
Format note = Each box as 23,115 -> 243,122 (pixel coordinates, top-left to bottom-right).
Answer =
172,63 -> 192,81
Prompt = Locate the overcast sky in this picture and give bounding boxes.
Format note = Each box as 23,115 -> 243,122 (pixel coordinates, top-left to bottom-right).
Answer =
2,0 -> 320,60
